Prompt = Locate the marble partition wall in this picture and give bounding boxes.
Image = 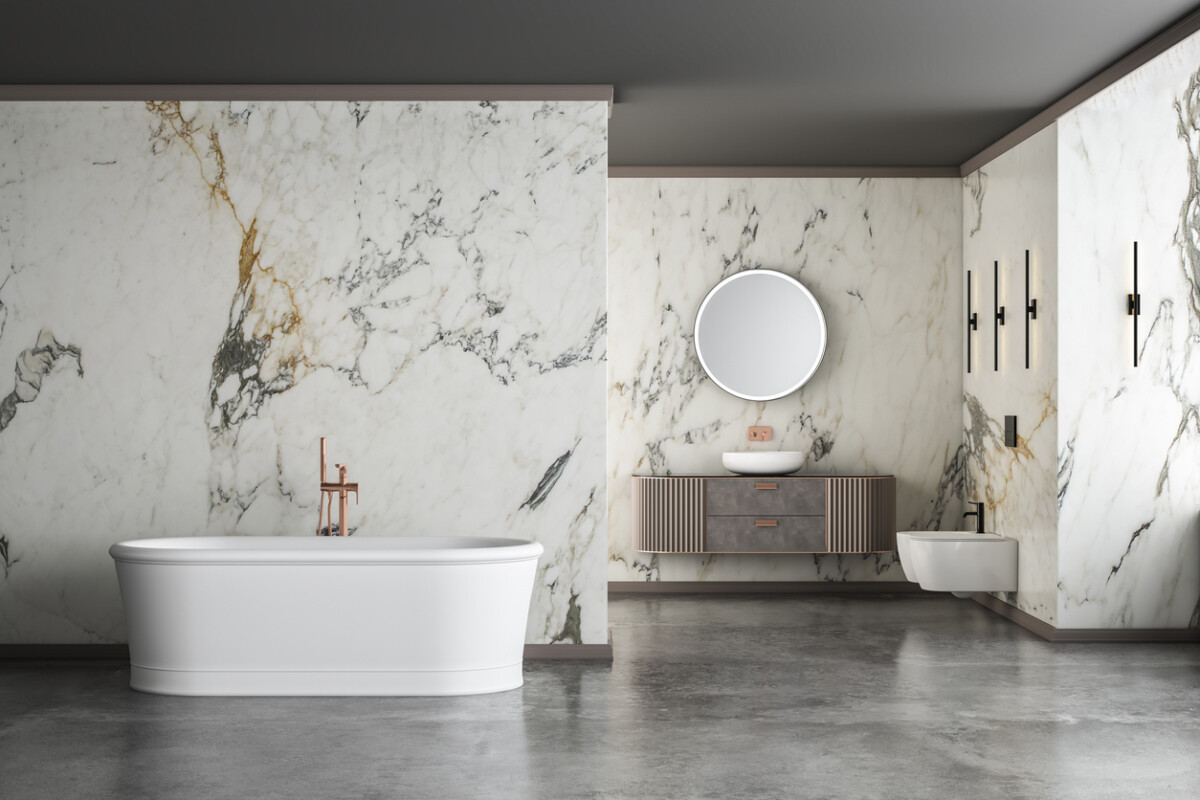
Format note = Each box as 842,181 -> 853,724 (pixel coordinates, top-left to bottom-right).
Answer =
962,124 -> 1060,624
1057,35 -> 1200,629
608,178 -> 963,582
0,100 -> 609,644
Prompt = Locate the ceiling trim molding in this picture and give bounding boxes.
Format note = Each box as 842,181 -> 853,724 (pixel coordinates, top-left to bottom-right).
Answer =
609,165 -> 960,178
0,83 -> 615,116
960,6 -> 1200,175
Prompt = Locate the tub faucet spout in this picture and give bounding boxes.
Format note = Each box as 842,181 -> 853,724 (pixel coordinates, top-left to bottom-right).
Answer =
317,438 -> 359,536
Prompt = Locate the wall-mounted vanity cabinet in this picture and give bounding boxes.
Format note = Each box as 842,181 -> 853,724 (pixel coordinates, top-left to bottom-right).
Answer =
631,475 -> 896,554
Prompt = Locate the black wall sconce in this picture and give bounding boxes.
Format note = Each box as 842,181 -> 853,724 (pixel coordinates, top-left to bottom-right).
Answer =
1128,241 -> 1141,367
1024,250 -> 1037,369
967,269 -> 978,373
994,260 -> 1005,371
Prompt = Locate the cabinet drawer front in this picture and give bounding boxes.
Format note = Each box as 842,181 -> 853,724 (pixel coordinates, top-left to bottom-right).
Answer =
705,516 -> 827,552
706,479 -> 825,516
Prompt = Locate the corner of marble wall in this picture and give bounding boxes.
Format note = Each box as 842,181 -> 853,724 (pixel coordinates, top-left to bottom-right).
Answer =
1055,33 -> 1200,629
962,122 -> 1059,625
962,27 -> 1200,631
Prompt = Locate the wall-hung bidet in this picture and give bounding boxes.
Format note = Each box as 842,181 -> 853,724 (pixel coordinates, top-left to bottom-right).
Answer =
897,503 -> 1017,597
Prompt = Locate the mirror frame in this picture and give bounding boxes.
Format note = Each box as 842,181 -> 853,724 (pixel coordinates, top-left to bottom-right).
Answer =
693,269 -> 828,401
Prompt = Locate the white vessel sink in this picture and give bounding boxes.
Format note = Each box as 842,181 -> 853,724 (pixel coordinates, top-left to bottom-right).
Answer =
722,451 -> 805,476
896,530 -> 1018,597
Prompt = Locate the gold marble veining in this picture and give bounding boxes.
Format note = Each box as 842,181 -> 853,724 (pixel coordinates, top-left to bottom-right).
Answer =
237,218 -> 259,290
966,386 -> 1056,511
147,102 -> 307,365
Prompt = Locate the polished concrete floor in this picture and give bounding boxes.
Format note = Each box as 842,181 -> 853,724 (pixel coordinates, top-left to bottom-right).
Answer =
2,594 -> 1199,800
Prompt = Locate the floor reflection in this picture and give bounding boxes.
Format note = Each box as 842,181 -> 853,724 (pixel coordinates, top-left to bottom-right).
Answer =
3,595 -> 1199,799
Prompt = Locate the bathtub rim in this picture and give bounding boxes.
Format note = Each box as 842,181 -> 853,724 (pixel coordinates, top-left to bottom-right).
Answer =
109,535 -> 544,566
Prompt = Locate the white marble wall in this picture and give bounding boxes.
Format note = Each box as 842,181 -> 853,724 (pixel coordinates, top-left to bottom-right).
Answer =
1057,34 -> 1200,629
962,124 -> 1060,624
0,100 -> 609,644
608,178 -> 963,582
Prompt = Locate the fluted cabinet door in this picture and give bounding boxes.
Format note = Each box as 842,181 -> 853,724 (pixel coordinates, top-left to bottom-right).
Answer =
826,477 -> 896,553
631,477 -> 705,553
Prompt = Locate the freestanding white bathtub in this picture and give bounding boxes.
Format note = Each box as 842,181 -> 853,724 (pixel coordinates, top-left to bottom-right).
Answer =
109,536 -> 543,697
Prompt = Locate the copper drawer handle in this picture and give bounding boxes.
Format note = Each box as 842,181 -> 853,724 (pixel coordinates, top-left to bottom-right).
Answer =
754,482 -> 778,490
755,519 -> 778,527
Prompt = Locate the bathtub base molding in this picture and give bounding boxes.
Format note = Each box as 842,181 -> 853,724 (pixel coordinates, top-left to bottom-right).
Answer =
129,664 -> 524,697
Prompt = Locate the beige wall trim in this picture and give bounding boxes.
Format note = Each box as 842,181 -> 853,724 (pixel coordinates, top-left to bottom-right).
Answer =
972,593 -> 1200,642
610,580 -> 925,594
609,166 -> 960,179
0,84 -> 615,116
960,7 -> 1200,176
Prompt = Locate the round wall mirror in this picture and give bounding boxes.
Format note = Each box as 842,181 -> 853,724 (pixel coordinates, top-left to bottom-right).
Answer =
693,269 -> 827,401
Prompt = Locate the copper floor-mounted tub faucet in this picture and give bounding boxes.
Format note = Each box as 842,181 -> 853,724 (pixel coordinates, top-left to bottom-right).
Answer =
317,437 -> 359,536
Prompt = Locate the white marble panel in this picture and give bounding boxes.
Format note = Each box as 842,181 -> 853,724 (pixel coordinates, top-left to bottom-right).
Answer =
608,178 -> 963,582
1057,35 -> 1200,629
962,124 -> 1060,624
0,100 -> 609,644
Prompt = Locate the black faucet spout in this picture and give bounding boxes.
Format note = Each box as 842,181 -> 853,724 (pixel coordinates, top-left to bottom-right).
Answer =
962,501 -> 986,534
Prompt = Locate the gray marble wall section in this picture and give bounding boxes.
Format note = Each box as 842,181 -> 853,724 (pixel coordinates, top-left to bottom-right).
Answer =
0,100 -> 609,644
608,178 -> 963,582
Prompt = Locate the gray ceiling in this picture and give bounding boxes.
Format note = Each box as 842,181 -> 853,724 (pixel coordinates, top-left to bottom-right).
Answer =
2,0 -> 1198,167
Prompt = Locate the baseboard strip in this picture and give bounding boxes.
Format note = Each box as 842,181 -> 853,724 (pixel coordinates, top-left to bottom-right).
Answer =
0,644 -> 130,660
609,580 -> 925,594
971,593 -> 1200,642
970,593 -> 1057,640
1,642 -> 615,662
523,642 -> 613,661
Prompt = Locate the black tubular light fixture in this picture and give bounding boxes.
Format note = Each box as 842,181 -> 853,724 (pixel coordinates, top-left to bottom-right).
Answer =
967,270 -> 978,372
1128,241 -> 1141,367
994,260 -> 1005,371
1024,250 -> 1037,369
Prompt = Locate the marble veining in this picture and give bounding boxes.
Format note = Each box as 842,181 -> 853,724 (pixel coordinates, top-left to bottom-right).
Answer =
963,170 -> 987,238
0,100 -> 609,644
608,178 -> 963,582
0,330 -> 84,583
0,535 -> 13,577
0,330 -> 82,436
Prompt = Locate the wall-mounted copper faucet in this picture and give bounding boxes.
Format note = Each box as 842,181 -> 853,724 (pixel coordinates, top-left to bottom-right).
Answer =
317,437 -> 358,536
747,426 -> 772,442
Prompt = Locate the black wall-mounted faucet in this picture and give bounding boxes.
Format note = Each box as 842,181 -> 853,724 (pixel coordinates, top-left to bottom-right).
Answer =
962,501 -> 985,534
